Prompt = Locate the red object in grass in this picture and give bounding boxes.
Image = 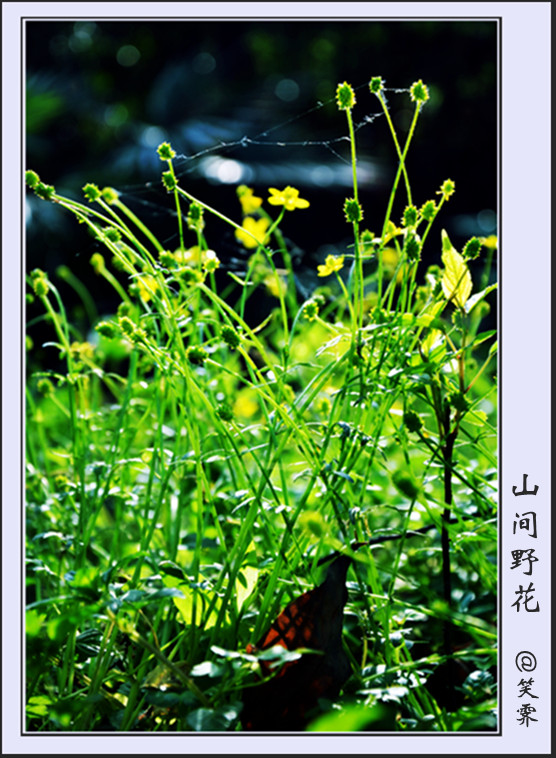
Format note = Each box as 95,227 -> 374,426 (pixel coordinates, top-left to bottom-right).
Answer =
241,554 -> 352,731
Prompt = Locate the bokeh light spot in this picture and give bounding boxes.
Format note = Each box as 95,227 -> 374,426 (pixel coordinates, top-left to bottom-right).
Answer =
193,52 -> 216,74
104,103 -> 129,127
117,45 -> 141,67
275,78 -> 300,102
477,209 -> 497,233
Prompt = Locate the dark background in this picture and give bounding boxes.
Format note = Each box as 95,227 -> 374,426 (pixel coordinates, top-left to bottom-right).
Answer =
26,19 -> 498,334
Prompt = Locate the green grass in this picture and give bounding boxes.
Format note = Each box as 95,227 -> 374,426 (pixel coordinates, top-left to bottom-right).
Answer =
25,77 -> 497,732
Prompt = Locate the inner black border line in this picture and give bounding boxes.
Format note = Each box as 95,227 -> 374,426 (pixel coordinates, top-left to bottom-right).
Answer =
20,13 -> 502,739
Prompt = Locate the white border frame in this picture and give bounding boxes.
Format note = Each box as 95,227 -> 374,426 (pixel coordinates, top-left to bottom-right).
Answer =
3,2 -> 551,754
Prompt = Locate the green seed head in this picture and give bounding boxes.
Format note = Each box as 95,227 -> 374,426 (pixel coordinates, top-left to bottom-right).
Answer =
448,390 -> 469,414
117,301 -> 132,318
32,274 -> 49,297
83,183 -> 102,202
104,227 -> 121,243
157,142 -> 176,161
360,229 -> 376,255
410,79 -> 430,105
463,237 -> 482,260
216,402 -> 234,423
404,234 -> 421,263
344,197 -> 363,223
187,345 -> 208,365
180,266 -> 203,286
221,325 -> 241,349
35,182 -> 56,201
90,253 -> 105,274
95,320 -> 118,339
54,474 -> 71,492
162,170 -> 177,191
402,204 -> 418,228
118,316 -> 136,337
25,170 -> 40,188
303,299 -> 319,321
438,179 -> 456,201
187,202 -> 205,232
111,255 -> 126,271
420,200 -> 437,222
188,202 -> 203,222
403,410 -> 423,433
101,187 -> 119,204
130,327 -> 148,344
369,76 -> 384,95
392,470 -> 421,499
159,250 -> 176,268
336,81 -> 356,111
203,250 -> 220,273
37,378 -> 54,396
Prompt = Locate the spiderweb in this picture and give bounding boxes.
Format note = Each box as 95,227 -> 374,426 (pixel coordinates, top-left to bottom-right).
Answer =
94,81 -> 411,281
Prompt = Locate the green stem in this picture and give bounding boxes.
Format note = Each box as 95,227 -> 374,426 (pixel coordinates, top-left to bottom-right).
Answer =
166,159 -> 185,251
113,197 -> 164,252
177,186 -> 290,342
377,101 -> 421,304
345,107 -> 364,330
376,91 -> 412,205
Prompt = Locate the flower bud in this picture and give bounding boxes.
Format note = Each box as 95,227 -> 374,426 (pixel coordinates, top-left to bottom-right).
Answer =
410,80 -> 430,104
369,76 -> 384,95
157,142 -> 176,161
187,345 -> 208,365
344,197 -> 363,224
336,81 -> 356,111
83,183 -> 102,202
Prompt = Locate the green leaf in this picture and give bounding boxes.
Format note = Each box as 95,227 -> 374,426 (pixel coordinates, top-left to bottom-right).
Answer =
307,702 -> 396,731
186,706 -> 236,731
468,329 -> 497,349
464,283 -> 497,314
464,409 -> 488,426
190,660 -> 225,678
235,559 -> 259,611
421,328 -> 446,359
26,694 -> 52,718
163,574 -> 220,629
26,609 -> 47,637
441,230 -> 472,308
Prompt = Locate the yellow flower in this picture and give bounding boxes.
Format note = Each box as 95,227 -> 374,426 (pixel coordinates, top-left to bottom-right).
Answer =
233,389 -> 259,419
237,185 -> 263,215
70,341 -> 95,361
136,274 -> 159,302
317,254 -> 344,277
235,216 -> 270,249
263,273 -> 287,299
174,246 -> 202,266
267,186 -> 310,211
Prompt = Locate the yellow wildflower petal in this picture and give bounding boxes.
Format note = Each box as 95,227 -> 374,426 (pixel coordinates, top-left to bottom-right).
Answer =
267,185 -> 309,211
238,186 -> 263,215
137,274 -> 159,302
175,246 -> 202,265
235,216 -> 270,249
267,187 -> 283,206
317,254 -> 344,277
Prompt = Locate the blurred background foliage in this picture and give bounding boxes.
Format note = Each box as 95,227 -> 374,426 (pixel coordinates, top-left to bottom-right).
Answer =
26,19 -> 497,363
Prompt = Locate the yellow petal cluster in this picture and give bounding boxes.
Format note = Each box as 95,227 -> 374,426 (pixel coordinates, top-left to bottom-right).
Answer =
267,186 -> 310,211
235,217 -> 270,249
317,254 -> 344,277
